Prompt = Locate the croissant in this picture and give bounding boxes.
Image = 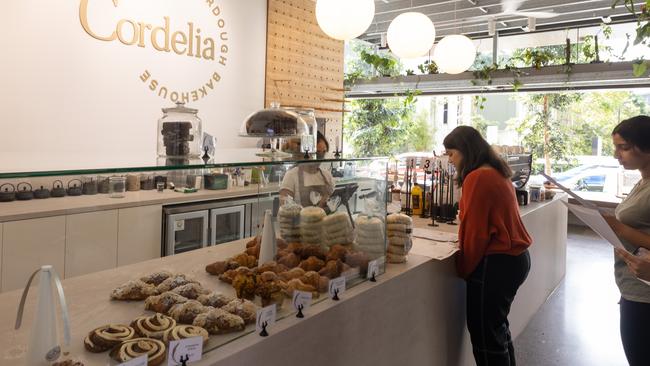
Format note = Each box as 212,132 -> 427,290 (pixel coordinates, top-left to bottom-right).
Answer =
84,324 -> 135,353
144,292 -> 189,315
170,283 -> 209,299
140,271 -> 174,286
110,280 -> 157,301
168,300 -> 212,324
299,256 -> 325,272
109,338 -> 166,366
277,252 -> 301,268
156,274 -> 200,293
222,299 -> 258,325
318,259 -> 344,279
193,308 -> 245,335
197,291 -> 235,308
278,267 -> 306,282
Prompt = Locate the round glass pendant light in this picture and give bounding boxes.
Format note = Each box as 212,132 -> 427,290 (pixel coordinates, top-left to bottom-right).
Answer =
316,0 -> 375,41
387,12 -> 436,59
433,35 -> 477,74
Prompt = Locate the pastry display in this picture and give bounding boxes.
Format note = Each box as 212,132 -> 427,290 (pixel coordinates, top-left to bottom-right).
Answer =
299,256 -> 325,272
144,292 -> 189,315
344,250 -> 370,273
222,299 -> 258,325
52,359 -> 84,366
387,213 -> 413,263
140,270 -> 174,286
354,215 -> 386,259
278,267 -> 306,282
197,291 -> 235,308
168,300 -> 212,324
231,253 -> 258,268
170,283 -> 209,299
110,280 -> 158,301
326,244 -> 350,262
256,260 -> 289,274
300,206 -> 326,246
84,324 -> 135,353
219,266 -> 254,284
322,212 -> 354,247
131,313 -> 176,340
298,271 -> 321,288
277,252 -> 301,268
193,308 -> 245,335
281,278 -> 318,298
296,244 -> 327,260
109,338 -> 166,366
205,260 -> 235,276
318,259 -> 344,279
278,199 -> 302,242
255,279 -> 285,308
163,325 -> 209,345
232,271 -> 256,300
155,274 -> 200,293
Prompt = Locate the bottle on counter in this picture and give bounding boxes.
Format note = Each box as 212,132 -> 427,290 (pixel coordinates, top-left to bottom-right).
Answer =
411,179 -> 423,216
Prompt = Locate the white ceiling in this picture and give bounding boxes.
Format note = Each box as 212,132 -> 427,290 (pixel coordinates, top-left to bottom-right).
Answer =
361,0 -> 643,44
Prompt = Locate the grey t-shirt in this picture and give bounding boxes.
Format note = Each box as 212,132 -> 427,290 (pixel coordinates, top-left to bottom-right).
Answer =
615,178 -> 650,303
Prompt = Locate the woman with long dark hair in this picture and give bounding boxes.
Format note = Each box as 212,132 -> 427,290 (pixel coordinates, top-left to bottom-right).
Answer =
443,126 -> 532,366
603,115 -> 650,366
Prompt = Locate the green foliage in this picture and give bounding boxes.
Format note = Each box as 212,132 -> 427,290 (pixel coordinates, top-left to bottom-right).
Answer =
471,114 -> 498,138
472,62 -> 498,85
360,50 -> 399,77
406,69 -> 415,76
612,0 -> 650,75
417,60 -> 439,74
344,40 -> 402,87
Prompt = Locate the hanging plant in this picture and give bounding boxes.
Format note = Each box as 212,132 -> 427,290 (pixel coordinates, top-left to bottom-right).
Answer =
471,62 -> 498,85
406,69 -> 415,76
417,60 -> 439,74
611,0 -> 650,76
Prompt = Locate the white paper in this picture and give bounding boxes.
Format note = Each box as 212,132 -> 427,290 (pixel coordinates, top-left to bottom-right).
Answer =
167,337 -> 203,365
541,173 -> 599,209
328,276 -> 346,299
412,228 -> 459,243
367,260 -> 379,280
119,355 -> 147,366
410,240 -> 460,260
292,291 -> 312,312
564,202 -> 624,249
255,304 -> 277,333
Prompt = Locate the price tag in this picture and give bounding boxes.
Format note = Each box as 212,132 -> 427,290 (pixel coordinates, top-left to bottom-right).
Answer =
119,355 -> 147,366
407,157 -> 416,169
167,337 -> 203,365
256,304 -> 277,333
420,158 -> 432,173
328,276 -> 346,299
367,260 -> 379,280
292,290 -> 312,312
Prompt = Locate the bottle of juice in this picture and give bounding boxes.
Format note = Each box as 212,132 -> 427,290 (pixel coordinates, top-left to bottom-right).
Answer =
411,178 -> 423,215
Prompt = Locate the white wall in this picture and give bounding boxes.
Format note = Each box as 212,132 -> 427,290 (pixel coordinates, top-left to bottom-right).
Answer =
0,0 -> 267,172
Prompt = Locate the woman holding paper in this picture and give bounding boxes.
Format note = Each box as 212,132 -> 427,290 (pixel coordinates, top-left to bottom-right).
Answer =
443,126 -> 532,366
603,115 -> 650,366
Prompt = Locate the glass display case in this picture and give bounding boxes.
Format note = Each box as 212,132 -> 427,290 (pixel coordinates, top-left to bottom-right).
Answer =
0,149 -> 388,359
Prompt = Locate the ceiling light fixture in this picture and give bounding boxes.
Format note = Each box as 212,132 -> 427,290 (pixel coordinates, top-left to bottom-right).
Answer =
434,35 -> 477,74
387,11 -> 436,59
315,0 -> 375,41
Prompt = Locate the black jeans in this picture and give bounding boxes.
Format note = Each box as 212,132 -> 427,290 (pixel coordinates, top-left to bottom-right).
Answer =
620,297 -> 650,366
466,251 -> 531,366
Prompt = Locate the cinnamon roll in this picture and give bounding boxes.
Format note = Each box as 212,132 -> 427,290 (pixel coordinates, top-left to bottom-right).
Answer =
109,338 -> 166,366
162,325 -> 209,345
83,324 -> 135,353
131,313 -> 176,340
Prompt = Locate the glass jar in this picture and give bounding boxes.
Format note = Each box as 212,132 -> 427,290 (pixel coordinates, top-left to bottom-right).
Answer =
157,102 -> 203,158
282,107 -> 317,155
109,176 -> 126,198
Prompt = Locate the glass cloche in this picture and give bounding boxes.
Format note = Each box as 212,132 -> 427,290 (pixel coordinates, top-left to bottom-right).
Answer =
281,107 -> 318,155
240,102 -> 309,158
157,102 -> 203,158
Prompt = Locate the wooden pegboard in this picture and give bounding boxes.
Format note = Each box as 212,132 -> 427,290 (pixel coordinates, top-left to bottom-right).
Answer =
265,0 -> 345,150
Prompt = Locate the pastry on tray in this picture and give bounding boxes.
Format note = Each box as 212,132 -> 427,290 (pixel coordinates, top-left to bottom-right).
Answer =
168,300 -> 212,324
170,283 -> 209,299
299,256 -> 325,272
84,324 -> 135,353
140,270 -> 174,286
163,324 -> 209,345
109,338 -> 166,366
193,308 -> 245,335
52,359 -> 84,366
110,280 -> 158,301
131,313 -> 176,340
197,291 -> 235,308
144,292 -> 189,315
221,299 -> 258,325
155,274 -> 200,293
278,267 -> 306,282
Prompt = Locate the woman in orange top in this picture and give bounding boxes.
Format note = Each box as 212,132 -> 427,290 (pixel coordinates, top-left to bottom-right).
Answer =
443,126 -> 532,366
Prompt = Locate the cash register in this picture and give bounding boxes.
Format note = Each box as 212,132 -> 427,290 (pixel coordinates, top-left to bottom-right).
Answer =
505,153 -> 533,206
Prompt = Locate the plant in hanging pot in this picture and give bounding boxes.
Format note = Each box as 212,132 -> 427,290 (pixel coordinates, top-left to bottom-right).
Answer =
417,60 -> 439,74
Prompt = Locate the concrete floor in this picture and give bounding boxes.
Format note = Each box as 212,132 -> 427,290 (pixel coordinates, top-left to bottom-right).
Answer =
514,225 -> 628,365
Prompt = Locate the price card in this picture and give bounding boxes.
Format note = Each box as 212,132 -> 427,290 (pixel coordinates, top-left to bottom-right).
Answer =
407,157 -> 417,169
328,276 -> 346,299
367,260 -> 379,280
292,290 -> 312,312
420,158 -> 433,173
119,355 -> 147,366
167,337 -> 203,365
256,304 -> 277,333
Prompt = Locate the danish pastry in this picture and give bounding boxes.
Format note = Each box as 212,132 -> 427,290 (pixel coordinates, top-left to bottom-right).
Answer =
168,300 -> 212,324
84,324 -> 135,353
131,313 -> 176,340
144,292 -> 189,315
197,291 -> 235,308
171,283 -> 209,299
193,308 -> 245,335
222,299 -> 258,325
140,271 -> 174,286
110,280 -> 158,301
109,338 -> 166,366
155,274 -> 200,293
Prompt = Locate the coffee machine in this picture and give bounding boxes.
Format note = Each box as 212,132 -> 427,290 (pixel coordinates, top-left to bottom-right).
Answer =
505,154 -> 532,206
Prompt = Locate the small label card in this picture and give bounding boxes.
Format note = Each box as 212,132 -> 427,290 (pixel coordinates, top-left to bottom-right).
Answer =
119,355 -> 147,366
292,290 -> 312,312
328,276 -> 346,299
256,304 -> 277,333
367,260 -> 379,280
167,337 -> 203,365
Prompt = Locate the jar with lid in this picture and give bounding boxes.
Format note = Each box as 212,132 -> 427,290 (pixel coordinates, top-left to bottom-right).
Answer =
157,102 -> 203,158
281,107 -> 317,155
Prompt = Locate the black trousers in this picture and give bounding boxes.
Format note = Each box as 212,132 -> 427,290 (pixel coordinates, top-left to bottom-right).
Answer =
620,297 -> 650,366
466,251 -> 531,366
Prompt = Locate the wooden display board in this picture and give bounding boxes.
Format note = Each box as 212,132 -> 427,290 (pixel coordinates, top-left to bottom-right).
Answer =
265,0 -> 345,150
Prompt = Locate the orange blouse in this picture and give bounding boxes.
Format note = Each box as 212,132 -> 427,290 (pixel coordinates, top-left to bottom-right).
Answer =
457,167 -> 532,278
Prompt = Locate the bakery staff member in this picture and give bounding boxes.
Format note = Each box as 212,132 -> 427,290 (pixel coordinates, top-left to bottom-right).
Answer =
279,132 -> 334,207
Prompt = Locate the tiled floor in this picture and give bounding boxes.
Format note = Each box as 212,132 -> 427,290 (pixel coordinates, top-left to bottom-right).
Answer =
514,225 -> 628,366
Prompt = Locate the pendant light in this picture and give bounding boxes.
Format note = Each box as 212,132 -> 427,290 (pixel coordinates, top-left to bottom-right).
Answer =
316,0 -> 375,41
433,35 -> 476,74
387,11 -> 436,59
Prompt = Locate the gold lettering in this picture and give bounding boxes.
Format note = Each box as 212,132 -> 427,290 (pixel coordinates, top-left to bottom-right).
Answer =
181,92 -> 190,103
217,19 -> 225,28
206,79 -> 214,90
220,44 -> 228,54
218,56 -> 227,66
159,87 -> 168,98
151,16 -> 171,52
206,0 -> 215,7
137,22 -> 151,48
116,19 -> 138,45
199,86 -> 207,97
192,90 -> 199,101
203,38 -> 215,60
170,91 -> 179,102
79,0 -> 116,41
212,72 -> 221,82
140,70 -> 151,82
149,79 -> 158,91
212,6 -> 221,16
194,27 -> 202,58
171,31 -> 187,55
220,32 -> 228,41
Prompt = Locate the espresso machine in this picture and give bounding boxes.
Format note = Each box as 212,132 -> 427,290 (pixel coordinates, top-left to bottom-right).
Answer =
505,153 -> 533,206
